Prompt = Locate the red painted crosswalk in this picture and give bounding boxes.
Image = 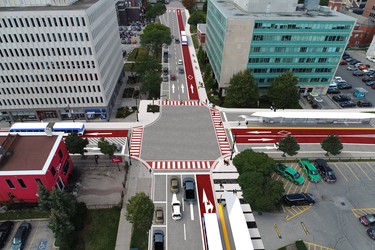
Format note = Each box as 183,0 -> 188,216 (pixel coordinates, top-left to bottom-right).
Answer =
129,126 -> 143,158
147,160 -> 214,170
160,100 -> 204,106
210,108 -> 231,156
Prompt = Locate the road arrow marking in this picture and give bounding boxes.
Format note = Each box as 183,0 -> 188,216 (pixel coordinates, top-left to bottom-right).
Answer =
247,131 -> 272,134
181,84 -> 185,93
202,189 -> 214,213
251,145 -> 277,150
190,84 -> 194,93
188,75 -> 193,80
84,132 -> 113,136
248,138 -> 274,142
278,130 -> 291,135
172,84 -> 175,93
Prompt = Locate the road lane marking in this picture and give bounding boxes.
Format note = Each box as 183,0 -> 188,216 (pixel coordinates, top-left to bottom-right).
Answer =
303,181 -> 311,193
218,203 -> 231,250
300,222 -> 310,235
274,223 -> 282,238
304,241 -> 335,250
366,162 -> 375,174
345,163 -> 360,181
285,206 -> 312,221
355,163 -> 371,180
190,203 -> 194,220
332,163 -> 348,182
184,223 -> 186,240
28,221 -> 40,250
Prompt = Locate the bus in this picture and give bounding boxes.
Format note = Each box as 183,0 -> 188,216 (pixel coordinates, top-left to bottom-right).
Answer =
202,213 -> 223,250
10,122 -> 85,136
181,31 -> 188,45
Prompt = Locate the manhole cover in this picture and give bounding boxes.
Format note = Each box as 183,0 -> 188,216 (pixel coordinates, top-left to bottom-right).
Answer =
341,202 -> 346,206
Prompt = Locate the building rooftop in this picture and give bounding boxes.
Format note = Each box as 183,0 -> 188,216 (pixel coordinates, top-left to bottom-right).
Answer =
0,134 -> 61,174
197,23 -> 207,33
341,9 -> 374,25
0,0 -> 99,12
211,0 -> 357,21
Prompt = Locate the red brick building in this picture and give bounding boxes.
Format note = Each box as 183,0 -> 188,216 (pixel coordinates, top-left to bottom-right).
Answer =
197,23 -> 207,45
0,133 -> 73,204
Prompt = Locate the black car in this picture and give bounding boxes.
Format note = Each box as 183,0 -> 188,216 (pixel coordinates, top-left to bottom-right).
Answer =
327,87 -> 340,94
332,95 -> 351,102
314,159 -> 336,183
10,222 -> 31,250
365,80 -> 375,86
344,57 -> 353,62
282,193 -> 316,206
0,221 -> 14,248
352,71 -> 365,76
339,100 -> 356,108
362,76 -> 375,82
367,227 -> 375,240
349,60 -> 360,65
357,100 -> 373,107
365,70 -> 375,76
337,83 -> 352,90
153,230 -> 164,250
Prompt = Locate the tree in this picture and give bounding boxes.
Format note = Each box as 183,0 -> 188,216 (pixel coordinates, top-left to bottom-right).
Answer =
134,55 -> 161,76
37,184 -> 52,211
126,192 -> 155,232
182,0 -> 197,11
64,132 -> 89,155
145,3 -> 166,20
321,134 -> 343,156
197,46 -> 205,66
276,135 -> 300,157
188,11 -> 206,26
223,69 -> 259,108
49,209 -> 75,244
140,24 -> 171,56
233,149 -> 284,212
98,138 -> 117,157
140,71 -> 162,99
268,71 -> 299,109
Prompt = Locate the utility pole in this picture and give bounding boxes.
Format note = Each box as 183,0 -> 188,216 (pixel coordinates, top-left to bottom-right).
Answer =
230,133 -> 237,160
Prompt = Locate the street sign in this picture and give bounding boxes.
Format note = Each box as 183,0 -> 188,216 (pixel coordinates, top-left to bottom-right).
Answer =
112,157 -> 123,163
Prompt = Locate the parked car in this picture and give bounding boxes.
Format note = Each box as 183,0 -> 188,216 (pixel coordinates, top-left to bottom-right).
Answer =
365,81 -> 375,86
10,222 -> 31,250
357,100 -> 373,107
339,100 -> 356,108
162,75 -> 168,82
274,163 -> 305,185
178,67 -> 184,74
153,230 -> 164,250
170,176 -> 179,193
352,71 -> 365,76
183,177 -> 196,203
362,76 -> 375,82
339,60 -> 348,65
162,67 -> 168,75
360,214 -> 375,226
282,193 -> 316,206
367,56 -> 375,62
344,57 -> 353,62
154,207 -> 164,224
314,159 -> 336,183
347,65 -> 358,71
0,221 -> 13,248
175,38 -> 180,43
332,95 -> 351,102
372,84 -> 375,90
327,87 -> 340,94
337,83 -> 352,90
299,158 -> 321,182
171,193 -> 182,221
358,65 -> 369,70
365,70 -> 375,76
349,60 -> 361,65
367,227 -> 375,240
334,79 -> 347,84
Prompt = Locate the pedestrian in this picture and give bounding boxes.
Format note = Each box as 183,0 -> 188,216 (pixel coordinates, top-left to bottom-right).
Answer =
246,121 -> 248,125
8,121 -> 11,126
149,168 -> 152,174
219,121 -> 222,126
238,121 -> 241,126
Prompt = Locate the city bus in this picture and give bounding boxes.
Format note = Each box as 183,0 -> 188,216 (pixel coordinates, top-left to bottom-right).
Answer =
10,122 -> 85,136
202,213 -> 223,250
181,30 -> 188,45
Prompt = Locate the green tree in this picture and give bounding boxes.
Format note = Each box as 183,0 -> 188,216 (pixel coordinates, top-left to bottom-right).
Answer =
202,0 -> 207,12
64,132 -> 89,155
320,0 -> 329,6
321,134 -> 343,156
197,46 -> 205,66
134,55 -> 161,76
223,69 -> 259,108
188,11 -> 206,26
233,149 -> 284,212
276,135 -> 300,157
145,3 -> 166,19
182,0 -> 197,11
140,71 -> 162,99
268,71 -> 299,109
140,24 -> 171,56
98,138 -> 117,157
126,192 -> 155,232
37,184 -> 52,211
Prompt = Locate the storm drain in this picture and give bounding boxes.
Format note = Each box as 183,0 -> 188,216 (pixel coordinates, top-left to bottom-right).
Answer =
341,202 -> 346,206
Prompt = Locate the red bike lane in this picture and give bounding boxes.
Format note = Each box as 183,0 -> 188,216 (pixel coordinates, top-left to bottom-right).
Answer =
83,129 -> 128,138
176,9 -> 199,100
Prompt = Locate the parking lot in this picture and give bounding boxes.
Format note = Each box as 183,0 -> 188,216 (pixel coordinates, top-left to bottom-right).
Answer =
257,161 -> 375,250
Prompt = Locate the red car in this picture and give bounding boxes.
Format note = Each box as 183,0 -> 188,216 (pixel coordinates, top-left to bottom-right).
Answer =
340,60 -> 348,65
372,84 -> 375,90
360,214 -> 375,226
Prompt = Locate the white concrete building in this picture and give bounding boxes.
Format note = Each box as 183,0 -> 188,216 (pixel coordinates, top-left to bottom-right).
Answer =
0,0 -> 124,122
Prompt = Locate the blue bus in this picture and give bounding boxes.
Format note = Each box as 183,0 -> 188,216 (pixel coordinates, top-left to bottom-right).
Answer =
10,122 -> 85,136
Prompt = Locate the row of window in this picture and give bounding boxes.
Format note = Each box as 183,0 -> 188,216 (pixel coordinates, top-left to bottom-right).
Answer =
252,68 -> 333,73
1,60 -> 95,72
0,16 -> 86,29
248,57 -> 337,64
0,32 -> 90,44
0,96 -> 104,107
252,35 -> 346,42
251,46 -> 341,53
0,46 -> 93,59
257,77 -> 329,83
254,22 -> 351,30
1,73 -> 99,85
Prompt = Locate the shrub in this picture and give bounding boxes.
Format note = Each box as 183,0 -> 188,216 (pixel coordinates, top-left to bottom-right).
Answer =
122,88 -> 134,98
295,240 -> 308,250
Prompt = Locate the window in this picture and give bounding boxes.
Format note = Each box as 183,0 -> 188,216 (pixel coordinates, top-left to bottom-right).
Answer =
6,179 -> 15,189
36,178 -> 43,186
281,35 -> 291,41
63,161 -> 70,175
17,179 -> 27,188
51,166 -> 56,176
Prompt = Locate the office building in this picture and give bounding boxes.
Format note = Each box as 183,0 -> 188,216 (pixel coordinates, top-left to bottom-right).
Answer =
206,0 -> 356,94
0,0 -> 124,122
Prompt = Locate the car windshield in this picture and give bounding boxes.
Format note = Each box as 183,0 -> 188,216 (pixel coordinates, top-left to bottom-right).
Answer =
12,237 -> 21,245
327,171 -> 335,176
367,215 -> 375,222
310,170 -> 319,175
293,173 -> 301,179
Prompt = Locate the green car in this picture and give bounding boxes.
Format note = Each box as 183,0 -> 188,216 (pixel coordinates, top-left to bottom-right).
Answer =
299,158 -> 321,183
275,163 -> 305,185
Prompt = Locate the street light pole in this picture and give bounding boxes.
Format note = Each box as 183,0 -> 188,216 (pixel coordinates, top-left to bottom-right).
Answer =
135,98 -> 139,122
127,132 -> 132,166
230,133 -> 237,160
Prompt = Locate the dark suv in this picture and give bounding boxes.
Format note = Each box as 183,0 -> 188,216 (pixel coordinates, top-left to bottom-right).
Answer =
282,193 -> 316,206
314,159 -> 336,183
332,95 -> 351,103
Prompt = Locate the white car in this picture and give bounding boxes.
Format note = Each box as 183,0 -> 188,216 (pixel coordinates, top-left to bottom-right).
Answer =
171,194 -> 181,221
177,59 -> 183,65
367,56 -> 375,62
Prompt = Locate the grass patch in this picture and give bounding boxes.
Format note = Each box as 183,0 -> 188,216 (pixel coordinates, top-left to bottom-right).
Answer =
127,48 -> 138,61
79,206 -> 121,250
191,34 -> 199,49
124,63 -> 134,72
130,226 -> 148,250
123,88 -> 134,98
147,105 -> 160,113
116,107 -> 136,118
0,208 -> 49,220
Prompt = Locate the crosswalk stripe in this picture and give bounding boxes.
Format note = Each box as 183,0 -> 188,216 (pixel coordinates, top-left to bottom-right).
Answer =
146,161 -> 214,170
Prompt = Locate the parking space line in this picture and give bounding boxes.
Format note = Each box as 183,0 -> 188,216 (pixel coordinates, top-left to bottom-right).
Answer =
303,181 -> 311,193
352,208 -> 375,218
284,206 -> 312,221
304,241 -> 335,250
345,163 -> 360,181
355,163 -> 371,181
332,163 -> 348,182
27,221 -> 40,250
366,162 -> 375,174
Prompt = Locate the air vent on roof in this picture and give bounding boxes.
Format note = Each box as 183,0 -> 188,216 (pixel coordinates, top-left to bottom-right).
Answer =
217,1 -> 225,3
235,13 -> 246,16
